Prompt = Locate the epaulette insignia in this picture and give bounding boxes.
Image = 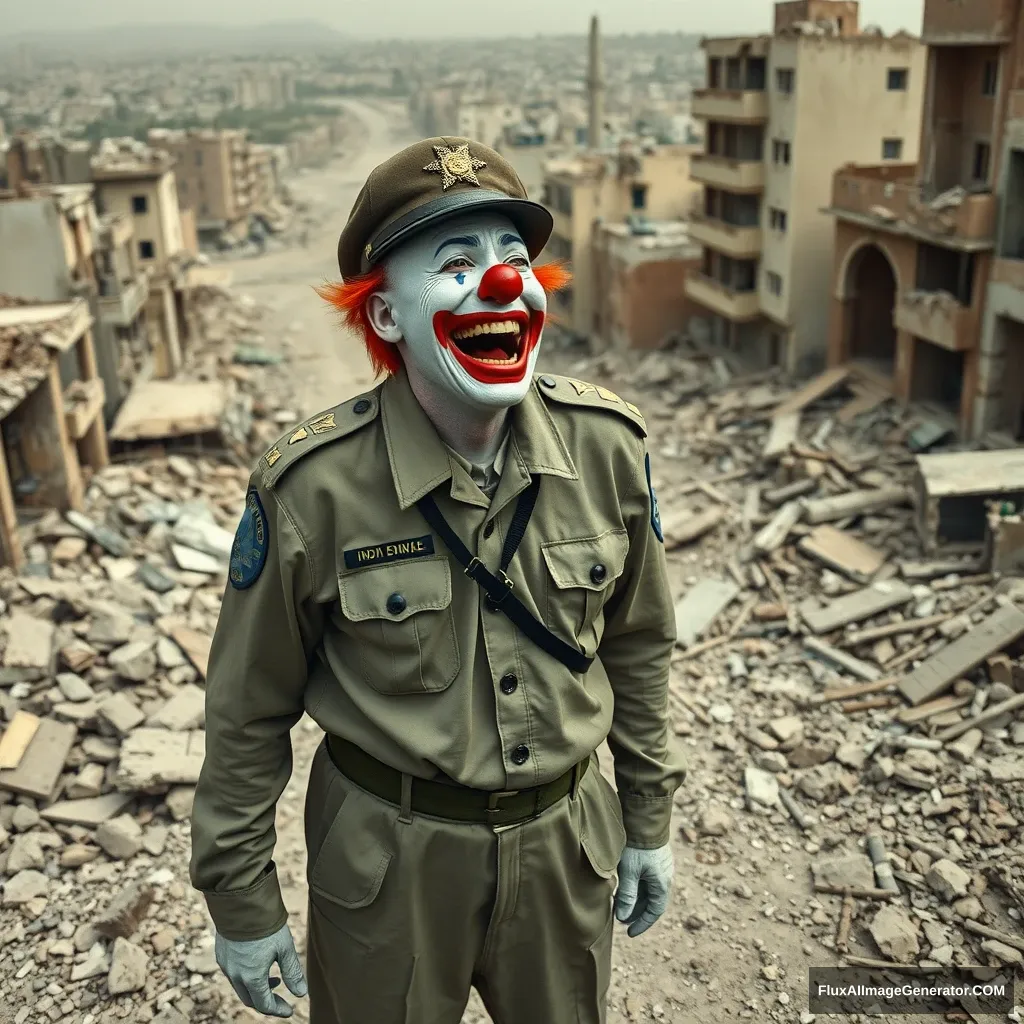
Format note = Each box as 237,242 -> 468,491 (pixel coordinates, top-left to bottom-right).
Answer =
536,374 -> 647,436
259,389 -> 381,488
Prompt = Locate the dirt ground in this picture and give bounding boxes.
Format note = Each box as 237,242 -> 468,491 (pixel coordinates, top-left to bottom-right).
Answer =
219,100 -> 947,1024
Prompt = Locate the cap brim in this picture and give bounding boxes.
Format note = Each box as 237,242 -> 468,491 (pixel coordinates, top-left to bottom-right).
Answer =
366,190 -> 554,269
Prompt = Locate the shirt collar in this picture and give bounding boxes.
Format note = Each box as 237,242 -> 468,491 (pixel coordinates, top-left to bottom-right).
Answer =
380,370 -> 578,511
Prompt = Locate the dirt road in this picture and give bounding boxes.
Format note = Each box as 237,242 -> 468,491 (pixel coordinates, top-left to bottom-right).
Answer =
219,101 -> 926,1024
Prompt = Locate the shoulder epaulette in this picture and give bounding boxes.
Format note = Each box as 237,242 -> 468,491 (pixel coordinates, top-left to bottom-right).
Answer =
535,374 -> 647,437
258,386 -> 382,488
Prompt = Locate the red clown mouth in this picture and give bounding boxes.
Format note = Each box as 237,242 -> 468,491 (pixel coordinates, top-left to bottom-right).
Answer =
432,309 -> 545,385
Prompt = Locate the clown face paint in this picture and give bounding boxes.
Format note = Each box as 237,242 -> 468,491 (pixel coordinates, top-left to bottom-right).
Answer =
373,211 -> 547,410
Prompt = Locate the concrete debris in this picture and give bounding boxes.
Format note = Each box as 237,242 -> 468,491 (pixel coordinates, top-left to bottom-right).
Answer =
107,936 -> 149,995
868,904 -> 920,963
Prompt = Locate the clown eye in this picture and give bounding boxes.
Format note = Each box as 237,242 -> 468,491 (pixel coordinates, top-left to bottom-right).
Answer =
507,255 -> 530,269
441,256 -> 473,272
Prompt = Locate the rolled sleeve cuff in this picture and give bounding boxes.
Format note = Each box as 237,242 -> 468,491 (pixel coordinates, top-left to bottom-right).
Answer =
619,794 -> 674,849
202,863 -> 288,941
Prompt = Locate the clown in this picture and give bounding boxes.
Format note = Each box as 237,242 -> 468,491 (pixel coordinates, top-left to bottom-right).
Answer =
191,138 -> 684,1024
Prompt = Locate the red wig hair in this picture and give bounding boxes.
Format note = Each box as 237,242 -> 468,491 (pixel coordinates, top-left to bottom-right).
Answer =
315,261 -> 573,380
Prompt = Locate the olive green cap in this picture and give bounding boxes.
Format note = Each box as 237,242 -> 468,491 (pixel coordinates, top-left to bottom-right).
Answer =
337,137 -> 553,279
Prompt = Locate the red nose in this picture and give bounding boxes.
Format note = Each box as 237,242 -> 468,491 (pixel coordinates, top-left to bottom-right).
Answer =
477,263 -> 524,305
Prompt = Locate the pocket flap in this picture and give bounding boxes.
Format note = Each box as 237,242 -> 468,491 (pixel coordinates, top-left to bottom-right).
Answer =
541,530 -> 629,592
310,790 -> 393,909
338,555 -> 452,622
579,768 -> 628,879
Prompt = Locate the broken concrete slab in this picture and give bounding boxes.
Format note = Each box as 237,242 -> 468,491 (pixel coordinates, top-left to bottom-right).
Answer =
673,578 -> 740,648
0,718 -> 76,800
147,683 -> 205,731
798,525 -> 886,583
2,615 -> 54,670
41,792 -> 134,827
114,729 -> 206,791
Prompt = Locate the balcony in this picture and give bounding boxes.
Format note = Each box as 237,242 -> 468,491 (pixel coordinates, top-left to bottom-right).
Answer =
689,214 -> 762,258
829,165 -> 996,250
691,154 -> 764,194
692,88 -> 769,124
97,273 -> 149,328
894,291 -> 974,351
922,0 -> 1015,44
685,272 -> 761,322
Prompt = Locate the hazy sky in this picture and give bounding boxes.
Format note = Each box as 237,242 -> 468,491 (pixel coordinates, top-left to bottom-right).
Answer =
8,0 -> 925,38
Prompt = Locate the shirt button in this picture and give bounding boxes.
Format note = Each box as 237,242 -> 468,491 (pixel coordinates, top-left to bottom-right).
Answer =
539,375 -> 557,389
385,592 -> 407,615
590,563 -> 607,584
510,744 -> 530,765
353,399 -> 371,414
483,520 -> 495,538
499,673 -> 518,694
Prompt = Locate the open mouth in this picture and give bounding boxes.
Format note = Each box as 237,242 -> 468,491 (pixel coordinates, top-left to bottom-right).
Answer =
433,309 -> 545,385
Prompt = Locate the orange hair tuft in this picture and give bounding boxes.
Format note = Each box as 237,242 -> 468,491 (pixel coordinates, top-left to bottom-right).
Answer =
315,259 -> 575,379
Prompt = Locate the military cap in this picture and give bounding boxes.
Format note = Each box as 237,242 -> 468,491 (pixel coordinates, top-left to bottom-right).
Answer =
337,137 -> 554,279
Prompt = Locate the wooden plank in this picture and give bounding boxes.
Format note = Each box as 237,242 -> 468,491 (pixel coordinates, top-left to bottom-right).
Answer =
0,718 -> 76,800
662,506 -> 723,548
763,411 -> 800,459
798,524 -> 885,583
74,327 -> 109,470
804,636 -> 882,681
836,384 -> 888,424
753,500 -> 803,553
170,626 -> 212,679
898,604 -> 1024,705
937,691 -> 1024,741
800,580 -> 914,634
899,558 -> 984,580
896,693 -> 972,725
774,365 -> 851,418
110,380 -> 227,441
0,435 -> 25,570
0,711 -> 41,770
803,487 -> 911,524
845,612 -> 950,647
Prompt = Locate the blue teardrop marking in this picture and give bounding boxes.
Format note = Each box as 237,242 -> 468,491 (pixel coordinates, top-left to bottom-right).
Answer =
455,272 -> 466,285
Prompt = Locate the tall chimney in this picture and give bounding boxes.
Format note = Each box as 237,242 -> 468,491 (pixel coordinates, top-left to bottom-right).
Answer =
587,14 -> 604,150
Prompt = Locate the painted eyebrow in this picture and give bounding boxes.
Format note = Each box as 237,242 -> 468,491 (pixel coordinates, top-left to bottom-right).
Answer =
434,235 -> 480,257
499,232 -> 526,248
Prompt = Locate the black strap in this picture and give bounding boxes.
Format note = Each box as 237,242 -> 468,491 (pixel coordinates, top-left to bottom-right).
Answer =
416,480 -> 593,674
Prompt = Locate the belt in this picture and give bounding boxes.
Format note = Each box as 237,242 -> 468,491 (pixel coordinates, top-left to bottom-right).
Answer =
326,735 -> 589,827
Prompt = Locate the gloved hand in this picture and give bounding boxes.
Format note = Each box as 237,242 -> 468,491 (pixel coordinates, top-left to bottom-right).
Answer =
215,923 -> 308,1018
613,844 -> 674,938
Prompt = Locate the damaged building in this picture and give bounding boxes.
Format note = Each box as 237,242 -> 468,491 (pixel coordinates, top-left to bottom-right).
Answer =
686,0 -> 926,375
827,0 -> 1024,443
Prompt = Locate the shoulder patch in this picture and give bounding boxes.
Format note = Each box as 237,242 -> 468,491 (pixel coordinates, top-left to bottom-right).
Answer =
259,388 -> 382,488
230,487 -> 269,589
535,374 -> 647,437
645,452 -> 664,544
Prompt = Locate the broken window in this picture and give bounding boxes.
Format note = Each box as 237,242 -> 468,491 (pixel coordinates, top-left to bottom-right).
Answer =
775,68 -> 794,94
131,195 -> 148,215
915,243 -> 975,305
772,139 -> 791,165
138,240 -> 155,260
631,184 -> 648,210
708,58 -> 722,89
973,141 -> 991,183
887,68 -> 909,91
746,57 -> 767,90
726,57 -> 743,90
983,59 -> 999,97
769,207 -> 787,232
1000,150 -> 1024,259
882,138 -> 903,160
766,271 -> 783,296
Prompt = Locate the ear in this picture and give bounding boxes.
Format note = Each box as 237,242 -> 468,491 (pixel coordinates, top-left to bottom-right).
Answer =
366,293 -> 402,345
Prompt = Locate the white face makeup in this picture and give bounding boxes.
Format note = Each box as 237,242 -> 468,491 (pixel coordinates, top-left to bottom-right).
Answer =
368,211 -> 547,410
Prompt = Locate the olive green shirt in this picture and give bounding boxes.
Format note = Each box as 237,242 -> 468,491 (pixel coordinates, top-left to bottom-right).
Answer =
191,369 -> 684,941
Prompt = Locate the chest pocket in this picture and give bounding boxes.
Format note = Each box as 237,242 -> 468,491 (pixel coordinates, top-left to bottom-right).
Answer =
338,555 -> 461,696
541,529 -> 629,657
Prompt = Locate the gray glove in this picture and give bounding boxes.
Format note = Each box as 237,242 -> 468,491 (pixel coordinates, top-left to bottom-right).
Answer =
215,923 -> 308,1018
613,844 -> 674,938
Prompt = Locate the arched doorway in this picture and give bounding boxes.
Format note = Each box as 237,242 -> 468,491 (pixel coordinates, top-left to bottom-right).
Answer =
846,244 -> 897,371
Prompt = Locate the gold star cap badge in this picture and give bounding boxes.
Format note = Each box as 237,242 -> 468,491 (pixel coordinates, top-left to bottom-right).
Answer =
423,143 -> 487,190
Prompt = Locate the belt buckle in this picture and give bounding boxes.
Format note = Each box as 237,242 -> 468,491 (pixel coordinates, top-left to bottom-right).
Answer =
487,570 -> 515,611
485,788 -> 520,822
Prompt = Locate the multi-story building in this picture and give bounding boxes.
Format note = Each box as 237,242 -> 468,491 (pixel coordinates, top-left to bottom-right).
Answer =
5,132 -> 92,190
148,128 -> 254,243
541,144 -> 702,341
687,0 -> 926,373
91,142 -> 193,377
827,0 -> 1024,442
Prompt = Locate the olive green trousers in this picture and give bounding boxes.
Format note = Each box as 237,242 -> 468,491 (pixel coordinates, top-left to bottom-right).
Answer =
303,739 -> 627,1024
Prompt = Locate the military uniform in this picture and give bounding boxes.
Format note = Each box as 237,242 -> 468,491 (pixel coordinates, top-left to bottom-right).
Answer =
190,137 -> 685,1024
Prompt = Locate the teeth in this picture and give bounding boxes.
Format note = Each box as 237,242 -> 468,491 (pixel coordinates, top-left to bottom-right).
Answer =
451,320 -> 522,341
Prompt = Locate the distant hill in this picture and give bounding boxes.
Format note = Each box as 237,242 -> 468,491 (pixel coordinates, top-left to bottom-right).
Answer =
0,20 -> 347,57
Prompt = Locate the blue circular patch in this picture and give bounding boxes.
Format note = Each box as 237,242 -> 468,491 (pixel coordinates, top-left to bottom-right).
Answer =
229,488 -> 269,590
645,451 -> 664,544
